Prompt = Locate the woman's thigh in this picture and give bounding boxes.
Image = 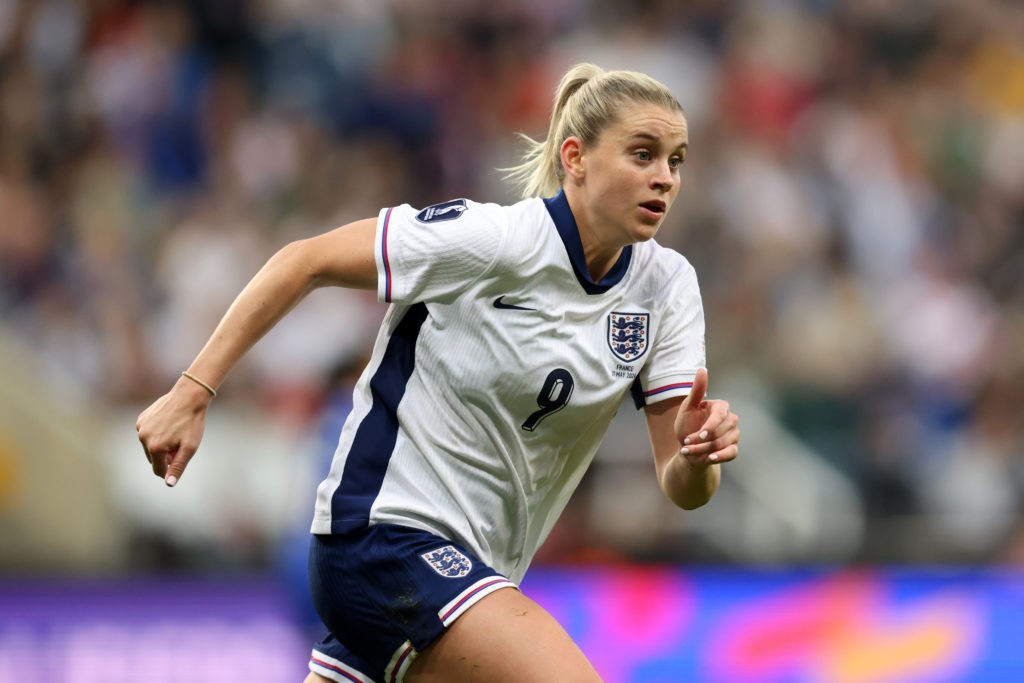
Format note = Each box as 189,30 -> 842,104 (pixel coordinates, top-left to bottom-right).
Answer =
406,587 -> 602,683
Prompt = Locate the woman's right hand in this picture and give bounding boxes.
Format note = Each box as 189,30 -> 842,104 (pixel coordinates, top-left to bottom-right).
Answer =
133,217 -> 377,487
136,376 -> 214,487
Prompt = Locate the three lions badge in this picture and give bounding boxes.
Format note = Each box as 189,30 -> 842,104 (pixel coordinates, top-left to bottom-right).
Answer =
421,545 -> 473,578
607,312 -> 649,362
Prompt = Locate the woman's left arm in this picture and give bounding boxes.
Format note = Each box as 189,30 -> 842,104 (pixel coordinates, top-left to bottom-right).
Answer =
643,368 -> 740,509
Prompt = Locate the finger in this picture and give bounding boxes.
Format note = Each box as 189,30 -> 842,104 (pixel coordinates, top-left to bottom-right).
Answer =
682,441 -> 738,466
684,403 -> 724,446
138,435 -> 153,463
682,414 -> 738,458
139,434 -> 169,476
686,400 -> 731,444
150,446 -> 172,478
682,368 -> 709,410
163,444 -> 197,487
710,443 -> 739,464
705,424 -> 740,454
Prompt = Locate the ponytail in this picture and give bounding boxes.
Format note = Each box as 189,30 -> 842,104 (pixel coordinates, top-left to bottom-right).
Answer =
503,63 -> 683,199
503,63 -> 604,199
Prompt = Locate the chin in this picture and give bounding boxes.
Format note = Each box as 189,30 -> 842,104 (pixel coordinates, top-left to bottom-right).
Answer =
630,223 -> 661,243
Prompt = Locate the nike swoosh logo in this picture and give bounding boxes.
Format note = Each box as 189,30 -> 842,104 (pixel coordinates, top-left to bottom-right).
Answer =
493,296 -> 537,311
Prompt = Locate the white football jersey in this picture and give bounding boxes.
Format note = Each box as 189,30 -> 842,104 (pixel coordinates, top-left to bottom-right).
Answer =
311,192 -> 705,583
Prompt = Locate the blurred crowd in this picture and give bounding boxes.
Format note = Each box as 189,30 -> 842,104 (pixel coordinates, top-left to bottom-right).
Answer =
1,0 -> 1022,569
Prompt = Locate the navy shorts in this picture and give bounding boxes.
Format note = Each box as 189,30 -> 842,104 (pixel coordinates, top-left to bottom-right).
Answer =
307,523 -> 517,683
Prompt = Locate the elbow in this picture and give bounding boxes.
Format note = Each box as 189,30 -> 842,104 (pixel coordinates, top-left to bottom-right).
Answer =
677,492 -> 713,511
661,462 -> 720,510
660,481 -> 714,510
274,239 -> 321,286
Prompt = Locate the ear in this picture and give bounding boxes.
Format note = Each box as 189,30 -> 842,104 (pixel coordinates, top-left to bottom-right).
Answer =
560,136 -> 585,182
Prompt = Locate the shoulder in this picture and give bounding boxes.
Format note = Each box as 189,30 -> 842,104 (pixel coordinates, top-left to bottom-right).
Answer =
445,196 -> 547,230
391,196 -> 545,234
632,239 -> 699,291
458,196 -> 550,257
389,197 -> 499,227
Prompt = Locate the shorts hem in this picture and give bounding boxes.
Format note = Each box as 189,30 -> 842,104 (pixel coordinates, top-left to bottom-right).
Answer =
383,640 -> 416,683
438,576 -> 518,626
309,648 -> 378,683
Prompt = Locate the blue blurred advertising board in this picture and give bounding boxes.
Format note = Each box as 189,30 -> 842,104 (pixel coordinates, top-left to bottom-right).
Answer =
1,568 -> 1022,682
528,567 -> 1024,682
0,578 -> 309,682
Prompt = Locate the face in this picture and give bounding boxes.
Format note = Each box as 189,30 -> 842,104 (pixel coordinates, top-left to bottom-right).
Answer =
569,102 -> 688,247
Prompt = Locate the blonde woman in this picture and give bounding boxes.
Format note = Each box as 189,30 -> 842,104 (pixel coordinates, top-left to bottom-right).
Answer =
137,63 -> 740,683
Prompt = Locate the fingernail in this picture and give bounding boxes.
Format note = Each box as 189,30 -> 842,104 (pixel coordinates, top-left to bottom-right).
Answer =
709,452 -> 718,462
700,431 -> 708,440
683,437 -> 691,445
165,475 -> 178,487
680,447 -> 689,455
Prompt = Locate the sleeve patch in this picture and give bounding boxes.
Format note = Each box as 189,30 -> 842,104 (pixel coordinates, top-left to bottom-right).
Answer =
416,199 -> 468,223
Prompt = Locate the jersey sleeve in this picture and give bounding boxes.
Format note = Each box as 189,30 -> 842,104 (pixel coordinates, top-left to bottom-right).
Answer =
374,199 -> 508,305
631,265 -> 706,408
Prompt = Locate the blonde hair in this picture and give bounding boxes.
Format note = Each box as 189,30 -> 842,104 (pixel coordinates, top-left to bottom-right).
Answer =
504,63 -> 683,198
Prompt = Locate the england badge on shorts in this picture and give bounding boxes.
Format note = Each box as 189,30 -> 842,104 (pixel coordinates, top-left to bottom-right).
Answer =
607,312 -> 650,362
420,545 -> 473,578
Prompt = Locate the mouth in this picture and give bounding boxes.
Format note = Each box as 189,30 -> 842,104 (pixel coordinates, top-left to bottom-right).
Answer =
639,200 -> 666,219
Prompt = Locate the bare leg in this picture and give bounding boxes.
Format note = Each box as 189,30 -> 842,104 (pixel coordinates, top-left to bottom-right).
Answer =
406,587 -> 601,682
303,674 -> 332,683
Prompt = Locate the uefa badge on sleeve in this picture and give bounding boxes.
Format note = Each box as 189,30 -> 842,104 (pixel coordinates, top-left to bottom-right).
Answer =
415,199 -> 468,223
607,312 -> 650,362
420,545 -> 473,578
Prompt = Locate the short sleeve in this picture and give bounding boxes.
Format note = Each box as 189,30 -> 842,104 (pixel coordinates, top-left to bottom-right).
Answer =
375,199 -> 507,305
632,265 -> 706,409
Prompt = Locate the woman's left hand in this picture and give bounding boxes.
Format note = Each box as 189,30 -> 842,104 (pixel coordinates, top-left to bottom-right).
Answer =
673,368 -> 740,467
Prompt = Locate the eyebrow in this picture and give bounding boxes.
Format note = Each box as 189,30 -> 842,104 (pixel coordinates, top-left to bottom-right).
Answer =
627,132 -> 688,150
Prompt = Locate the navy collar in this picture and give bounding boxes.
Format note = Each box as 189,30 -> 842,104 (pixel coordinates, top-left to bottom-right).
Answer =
543,191 -> 632,295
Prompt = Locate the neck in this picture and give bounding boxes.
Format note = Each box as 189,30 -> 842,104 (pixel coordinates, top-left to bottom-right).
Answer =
564,188 -> 625,282
580,230 -> 622,282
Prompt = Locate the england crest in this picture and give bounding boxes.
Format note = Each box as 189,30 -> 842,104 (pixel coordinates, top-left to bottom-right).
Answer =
420,545 -> 473,578
607,312 -> 650,362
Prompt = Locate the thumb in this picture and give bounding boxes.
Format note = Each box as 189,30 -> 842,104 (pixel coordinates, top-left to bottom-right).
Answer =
163,445 -> 196,487
682,368 -> 709,410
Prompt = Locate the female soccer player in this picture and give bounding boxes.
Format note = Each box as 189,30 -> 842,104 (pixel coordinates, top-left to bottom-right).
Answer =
137,63 -> 740,682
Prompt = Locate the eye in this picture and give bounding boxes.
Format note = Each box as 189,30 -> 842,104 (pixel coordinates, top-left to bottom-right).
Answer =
633,149 -> 652,162
669,155 -> 684,169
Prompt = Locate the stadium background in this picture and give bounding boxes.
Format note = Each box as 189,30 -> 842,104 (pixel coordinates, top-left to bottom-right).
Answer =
1,0 -> 1022,680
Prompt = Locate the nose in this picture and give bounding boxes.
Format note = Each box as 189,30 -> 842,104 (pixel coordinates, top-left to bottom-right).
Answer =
650,161 -> 675,192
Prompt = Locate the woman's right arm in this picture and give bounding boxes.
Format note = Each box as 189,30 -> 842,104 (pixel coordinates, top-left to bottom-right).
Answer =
136,217 -> 378,486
